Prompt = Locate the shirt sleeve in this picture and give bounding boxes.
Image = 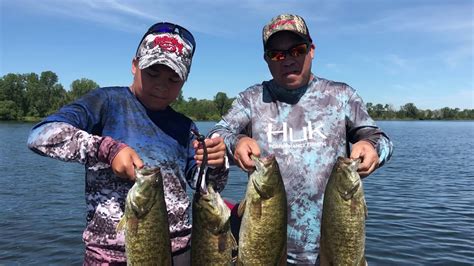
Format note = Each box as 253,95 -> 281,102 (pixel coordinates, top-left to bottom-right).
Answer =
27,122 -> 127,166
208,92 -> 253,159
345,88 -> 394,167
26,89 -> 128,166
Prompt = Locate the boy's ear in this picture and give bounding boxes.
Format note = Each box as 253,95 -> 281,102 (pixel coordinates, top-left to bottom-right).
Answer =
132,58 -> 138,75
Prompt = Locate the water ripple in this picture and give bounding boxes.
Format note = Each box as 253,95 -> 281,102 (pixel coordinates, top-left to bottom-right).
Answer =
1,121 -> 473,264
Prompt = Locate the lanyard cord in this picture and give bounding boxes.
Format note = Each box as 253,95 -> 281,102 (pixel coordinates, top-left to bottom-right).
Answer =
191,129 -> 208,198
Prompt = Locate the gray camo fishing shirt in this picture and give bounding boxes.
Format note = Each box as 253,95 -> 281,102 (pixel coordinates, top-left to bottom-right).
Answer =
209,75 -> 393,264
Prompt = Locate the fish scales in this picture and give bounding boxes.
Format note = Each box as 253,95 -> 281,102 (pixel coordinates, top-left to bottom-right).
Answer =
320,157 -> 367,266
237,155 -> 287,265
191,184 -> 235,265
117,167 -> 172,265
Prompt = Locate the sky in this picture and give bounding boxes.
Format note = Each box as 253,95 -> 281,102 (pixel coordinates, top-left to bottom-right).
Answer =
1,0 -> 473,110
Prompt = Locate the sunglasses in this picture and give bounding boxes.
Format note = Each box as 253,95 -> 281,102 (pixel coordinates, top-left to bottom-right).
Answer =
265,43 -> 310,61
135,22 -> 196,57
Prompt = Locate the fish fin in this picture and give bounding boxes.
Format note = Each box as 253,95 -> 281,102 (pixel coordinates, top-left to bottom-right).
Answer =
360,255 -> 367,266
278,243 -> 287,266
251,200 -> 262,219
230,232 -> 238,251
319,242 -> 330,266
128,217 -> 139,235
116,216 -> 127,232
231,234 -> 238,264
364,198 -> 368,219
351,198 -> 357,216
218,233 -> 227,252
237,198 -> 246,217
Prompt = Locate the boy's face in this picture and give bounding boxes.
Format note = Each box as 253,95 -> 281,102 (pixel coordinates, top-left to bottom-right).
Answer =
264,31 -> 315,90
132,60 -> 184,111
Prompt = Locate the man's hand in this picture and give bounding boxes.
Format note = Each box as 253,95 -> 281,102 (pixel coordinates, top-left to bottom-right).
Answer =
193,137 -> 226,167
234,137 -> 260,172
350,140 -> 379,178
111,147 -> 144,181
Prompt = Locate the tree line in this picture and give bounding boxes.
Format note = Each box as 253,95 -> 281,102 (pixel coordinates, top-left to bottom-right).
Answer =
0,71 -> 235,121
0,71 -> 99,121
0,71 -> 473,121
365,102 -> 474,120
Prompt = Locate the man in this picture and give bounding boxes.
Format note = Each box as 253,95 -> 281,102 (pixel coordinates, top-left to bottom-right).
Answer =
28,22 -> 227,264
209,14 -> 393,264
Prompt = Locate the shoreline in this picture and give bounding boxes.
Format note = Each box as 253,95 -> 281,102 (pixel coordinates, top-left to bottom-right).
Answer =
2,118 -> 474,123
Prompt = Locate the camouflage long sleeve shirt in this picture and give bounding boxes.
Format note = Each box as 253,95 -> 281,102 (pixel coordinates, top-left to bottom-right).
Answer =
209,75 -> 393,264
27,86 -> 228,263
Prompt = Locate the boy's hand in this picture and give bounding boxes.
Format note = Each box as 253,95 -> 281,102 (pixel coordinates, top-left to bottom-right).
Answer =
111,147 -> 144,181
194,137 -> 226,167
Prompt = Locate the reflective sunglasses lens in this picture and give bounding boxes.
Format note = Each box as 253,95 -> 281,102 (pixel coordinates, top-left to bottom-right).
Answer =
290,44 -> 309,57
267,51 -> 285,61
266,43 -> 309,61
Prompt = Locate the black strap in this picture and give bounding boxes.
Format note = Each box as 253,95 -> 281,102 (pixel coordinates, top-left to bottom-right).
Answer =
190,129 -> 208,199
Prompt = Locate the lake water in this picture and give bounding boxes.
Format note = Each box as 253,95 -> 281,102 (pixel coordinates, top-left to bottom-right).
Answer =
0,121 -> 473,265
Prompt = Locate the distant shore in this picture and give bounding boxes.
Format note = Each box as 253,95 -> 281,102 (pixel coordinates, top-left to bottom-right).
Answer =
2,117 -> 474,123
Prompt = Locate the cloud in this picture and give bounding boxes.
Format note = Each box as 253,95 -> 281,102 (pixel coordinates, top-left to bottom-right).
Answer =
384,83 -> 474,110
2,1 -> 251,36
4,0 -> 338,37
442,45 -> 474,68
334,2 -> 473,35
410,90 -> 474,110
8,0 -> 155,33
385,54 -> 408,69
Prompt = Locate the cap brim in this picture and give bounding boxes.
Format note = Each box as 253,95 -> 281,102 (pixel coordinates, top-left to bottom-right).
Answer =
138,53 -> 189,81
265,30 -> 311,48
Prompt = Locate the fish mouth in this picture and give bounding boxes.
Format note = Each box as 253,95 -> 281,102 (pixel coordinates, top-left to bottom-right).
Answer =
135,167 -> 162,187
136,166 -> 161,176
340,179 -> 360,201
337,157 -> 361,172
252,154 -> 275,170
197,190 -> 230,231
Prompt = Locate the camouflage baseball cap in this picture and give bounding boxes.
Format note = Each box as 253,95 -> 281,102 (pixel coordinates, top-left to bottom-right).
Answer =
262,14 -> 312,48
136,32 -> 193,81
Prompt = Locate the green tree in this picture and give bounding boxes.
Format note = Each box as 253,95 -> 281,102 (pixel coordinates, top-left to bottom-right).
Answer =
33,71 -> 66,116
0,77 -> 4,101
4,70 -> 474,121
170,91 -> 186,113
440,107 -> 457,119
400,103 -> 419,119
24,73 -> 41,116
366,102 -> 374,117
213,92 -> 233,117
373,103 -> 385,118
0,73 -> 27,117
0,100 -> 19,120
383,104 -> 396,119
68,78 -> 99,102
421,109 -> 433,120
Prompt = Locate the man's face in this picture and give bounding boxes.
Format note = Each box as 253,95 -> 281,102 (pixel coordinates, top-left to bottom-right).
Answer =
264,31 -> 315,90
132,60 -> 184,111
